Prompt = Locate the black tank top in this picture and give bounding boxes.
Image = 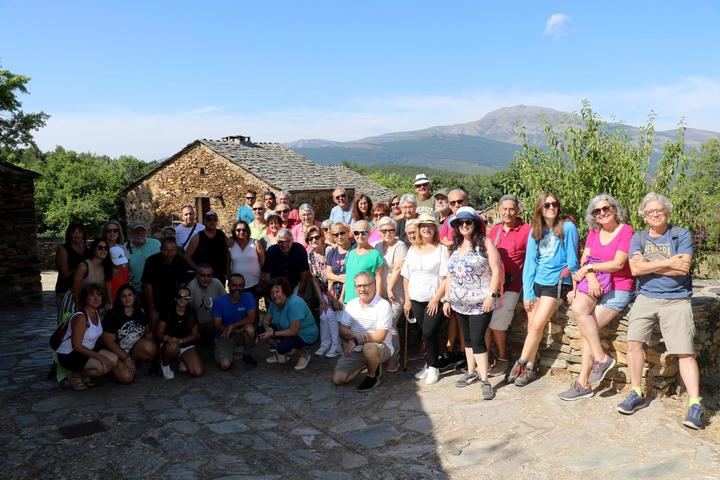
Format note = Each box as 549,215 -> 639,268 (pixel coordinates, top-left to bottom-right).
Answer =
192,230 -> 228,282
55,243 -> 88,293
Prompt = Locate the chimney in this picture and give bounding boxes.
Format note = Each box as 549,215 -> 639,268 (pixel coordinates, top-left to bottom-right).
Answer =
221,135 -> 252,144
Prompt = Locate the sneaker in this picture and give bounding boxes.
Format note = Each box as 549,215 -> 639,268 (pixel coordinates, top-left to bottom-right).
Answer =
617,390 -> 646,415
266,353 -> 287,364
437,353 -> 455,373
455,371 -> 480,388
386,357 -> 399,373
682,404 -> 704,430
314,347 -> 329,357
357,374 -> 379,392
324,350 -> 340,358
480,380 -> 495,400
178,361 -> 188,373
514,367 -> 537,387
294,352 -> 311,371
558,380 -> 595,401
489,359 -> 508,377
453,358 -> 467,372
425,366 -> 440,385
414,363 -> 428,380
160,363 -> 175,380
587,355 -> 616,385
242,354 -> 258,368
506,359 -> 526,384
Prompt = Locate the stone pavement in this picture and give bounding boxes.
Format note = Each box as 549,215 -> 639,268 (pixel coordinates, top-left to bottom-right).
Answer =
0,272 -> 718,479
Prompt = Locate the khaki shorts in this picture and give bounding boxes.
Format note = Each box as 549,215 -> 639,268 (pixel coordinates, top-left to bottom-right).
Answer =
626,295 -> 695,355
489,291 -> 520,331
215,336 -> 242,363
334,343 -> 391,374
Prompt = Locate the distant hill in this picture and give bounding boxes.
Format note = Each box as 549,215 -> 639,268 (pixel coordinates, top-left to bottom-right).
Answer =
287,105 -> 719,173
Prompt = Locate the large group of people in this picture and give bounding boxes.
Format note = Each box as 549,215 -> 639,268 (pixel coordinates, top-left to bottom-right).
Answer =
50,174 -> 705,430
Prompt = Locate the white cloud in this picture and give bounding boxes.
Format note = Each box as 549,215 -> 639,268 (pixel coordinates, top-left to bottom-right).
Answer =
544,13 -> 571,38
33,77 -> 720,160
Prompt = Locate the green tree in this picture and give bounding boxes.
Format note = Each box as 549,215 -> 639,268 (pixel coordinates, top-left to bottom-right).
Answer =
0,66 -> 49,152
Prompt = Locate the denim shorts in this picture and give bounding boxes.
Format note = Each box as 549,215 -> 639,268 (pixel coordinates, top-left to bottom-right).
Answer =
597,289 -> 634,312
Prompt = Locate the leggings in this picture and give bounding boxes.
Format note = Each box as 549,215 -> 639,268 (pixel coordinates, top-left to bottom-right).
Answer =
411,300 -> 445,368
456,311 -> 492,354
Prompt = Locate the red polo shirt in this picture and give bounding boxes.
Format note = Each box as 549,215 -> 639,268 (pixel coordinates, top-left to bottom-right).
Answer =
488,220 -> 531,293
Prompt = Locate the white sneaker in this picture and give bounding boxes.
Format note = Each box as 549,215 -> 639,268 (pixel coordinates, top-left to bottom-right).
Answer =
324,350 -> 340,358
425,367 -> 440,385
414,363 -> 428,380
161,363 -> 175,380
314,347 -> 329,357
178,361 -> 188,373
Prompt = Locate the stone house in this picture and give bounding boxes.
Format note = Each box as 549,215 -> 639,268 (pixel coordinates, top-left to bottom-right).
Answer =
124,136 -> 396,232
0,161 -> 42,305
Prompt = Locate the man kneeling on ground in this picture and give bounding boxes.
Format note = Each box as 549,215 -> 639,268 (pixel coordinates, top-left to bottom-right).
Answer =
332,272 -> 394,392
211,274 -> 258,369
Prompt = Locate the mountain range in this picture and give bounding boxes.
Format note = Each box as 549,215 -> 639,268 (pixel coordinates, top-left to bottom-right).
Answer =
286,106 -> 719,174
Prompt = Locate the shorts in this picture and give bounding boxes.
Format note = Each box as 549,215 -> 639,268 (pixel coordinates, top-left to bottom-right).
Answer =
179,344 -> 196,355
597,289 -> 634,312
627,295 -> 695,355
215,336 -> 242,363
534,282 -> 572,300
489,291 -> 520,330
57,344 -> 102,372
334,343 -> 391,374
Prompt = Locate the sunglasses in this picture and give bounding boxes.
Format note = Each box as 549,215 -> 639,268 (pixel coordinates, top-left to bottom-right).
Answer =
322,227 -> 329,231
308,235 -> 321,241
373,212 -> 384,217
449,200 -> 464,205
380,228 -> 395,234
391,202 -> 400,206
253,208 -> 264,212
95,245 -> 108,251
246,196 -> 256,200
353,230 -> 369,236
106,228 -> 119,233
277,210 -> 290,214
335,194 -> 346,200
592,205 -> 612,217
332,232 -> 348,237
457,219 -> 474,227
176,295 -> 191,301
235,228 -> 249,233
543,201 -> 559,209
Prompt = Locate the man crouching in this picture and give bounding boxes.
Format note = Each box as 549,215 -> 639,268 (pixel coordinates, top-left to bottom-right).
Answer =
332,272 -> 393,392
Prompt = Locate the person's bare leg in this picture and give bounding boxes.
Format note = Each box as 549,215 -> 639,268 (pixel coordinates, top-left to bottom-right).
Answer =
180,348 -> 204,377
626,340 -> 645,389
678,354 -> 700,398
520,297 -> 560,365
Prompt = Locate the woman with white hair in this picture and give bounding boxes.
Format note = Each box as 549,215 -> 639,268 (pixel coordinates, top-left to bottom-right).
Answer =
291,203 -> 321,249
375,216 -> 407,372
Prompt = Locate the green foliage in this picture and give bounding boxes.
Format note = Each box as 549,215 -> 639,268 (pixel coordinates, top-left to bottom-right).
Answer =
13,146 -> 157,236
0,66 -> 49,151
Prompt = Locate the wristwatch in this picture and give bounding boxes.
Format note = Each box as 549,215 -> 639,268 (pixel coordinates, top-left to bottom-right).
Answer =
587,266 -> 595,274
440,297 -> 450,304
491,291 -> 501,298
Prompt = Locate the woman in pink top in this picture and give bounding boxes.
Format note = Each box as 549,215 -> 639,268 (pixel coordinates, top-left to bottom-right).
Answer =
559,194 -> 635,401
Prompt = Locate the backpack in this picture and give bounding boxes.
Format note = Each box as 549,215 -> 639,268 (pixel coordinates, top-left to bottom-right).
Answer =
49,310 -> 87,351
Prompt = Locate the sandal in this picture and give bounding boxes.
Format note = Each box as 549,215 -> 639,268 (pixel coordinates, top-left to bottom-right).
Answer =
69,376 -> 88,391
82,377 -> 96,387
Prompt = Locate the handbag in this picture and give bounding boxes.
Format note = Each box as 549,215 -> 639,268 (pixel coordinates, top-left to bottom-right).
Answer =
576,257 -> 612,297
49,319 -> 70,351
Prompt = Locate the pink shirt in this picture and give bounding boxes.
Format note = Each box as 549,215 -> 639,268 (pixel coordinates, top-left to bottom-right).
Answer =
291,220 -> 321,249
584,224 -> 635,291
440,215 -> 454,242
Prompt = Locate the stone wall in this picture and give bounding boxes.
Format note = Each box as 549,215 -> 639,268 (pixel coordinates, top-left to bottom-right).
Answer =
0,168 -> 42,305
125,144 -> 349,233
506,283 -> 720,398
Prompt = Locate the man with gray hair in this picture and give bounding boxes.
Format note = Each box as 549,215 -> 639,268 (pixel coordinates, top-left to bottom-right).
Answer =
261,228 -> 310,295
396,194 -> 419,247
617,192 -> 703,430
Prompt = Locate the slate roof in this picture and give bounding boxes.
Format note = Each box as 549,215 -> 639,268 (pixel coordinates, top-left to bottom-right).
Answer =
126,136 -> 395,199
0,160 -> 41,179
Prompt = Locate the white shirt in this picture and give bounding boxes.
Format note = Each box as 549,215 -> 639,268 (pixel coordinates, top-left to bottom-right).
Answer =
175,223 -> 205,250
400,244 -> 449,302
341,295 -> 394,355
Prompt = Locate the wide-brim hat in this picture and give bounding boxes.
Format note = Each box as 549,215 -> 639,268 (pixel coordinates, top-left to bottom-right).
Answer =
450,207 -> 481,227
416,212 -> 439,226
414,173 -> 430,186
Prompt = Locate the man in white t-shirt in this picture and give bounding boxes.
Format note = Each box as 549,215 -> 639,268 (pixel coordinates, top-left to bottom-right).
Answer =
332,272 -> 393,391
175,205 -> 206,251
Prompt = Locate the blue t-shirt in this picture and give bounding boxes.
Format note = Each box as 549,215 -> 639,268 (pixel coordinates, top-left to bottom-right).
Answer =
522,221 -> 580,301
629,227 -> 693,298
268,294 -> 319,344
211,292 -> 256,338
329,205 -> 353,225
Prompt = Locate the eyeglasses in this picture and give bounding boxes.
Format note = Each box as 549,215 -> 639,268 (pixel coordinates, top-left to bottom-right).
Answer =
353,231 -> 369,236
246,196 -> 256,200
543,201 -> 559,209
322,227 -> 329,231
457,219 -> 474,227
332,232 -> 348,237
176,295 -> 191,301
235,228 -> 248,233
380,228 -> 395,234
95,245 -> 108,251
643,208 -> 666,217
591,205 -> 612,217
355,283 -> 373,289
334,194 -> 346,200
373,212 -> 384,217
308,235 -> 321,241
106,228 -> 119,233
449,200 -> 464,205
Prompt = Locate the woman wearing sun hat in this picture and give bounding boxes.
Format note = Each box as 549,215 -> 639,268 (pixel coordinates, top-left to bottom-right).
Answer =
401,212 -> 449,385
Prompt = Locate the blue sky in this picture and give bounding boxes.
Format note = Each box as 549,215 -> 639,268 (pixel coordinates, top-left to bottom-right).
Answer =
2,0 -> 719,159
